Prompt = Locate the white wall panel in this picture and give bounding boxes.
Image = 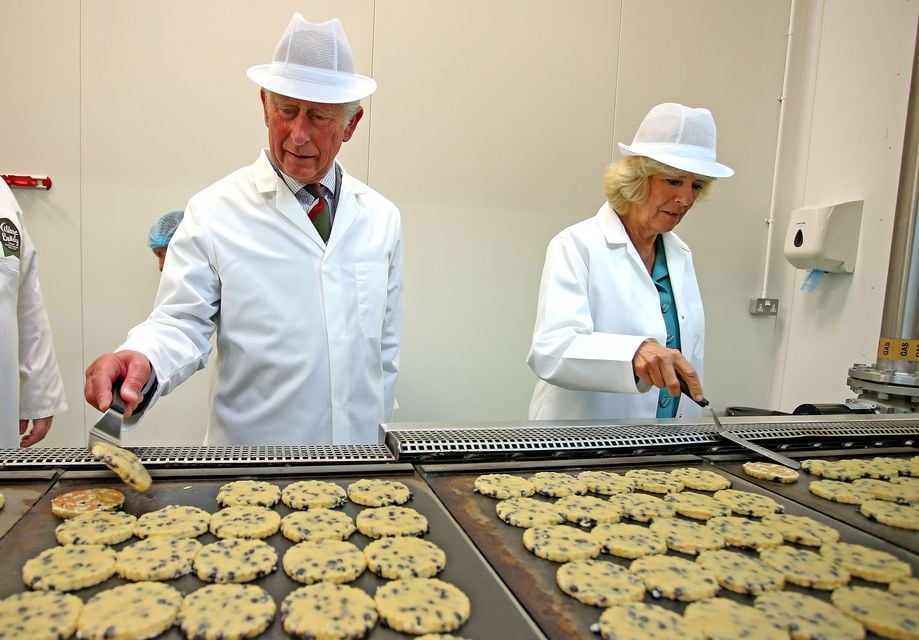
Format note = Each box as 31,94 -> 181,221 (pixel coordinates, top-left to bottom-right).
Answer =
370,0 -> 622,420
0,4 -> 82,446
615,0 -> 791,413
772,0 -> 917,410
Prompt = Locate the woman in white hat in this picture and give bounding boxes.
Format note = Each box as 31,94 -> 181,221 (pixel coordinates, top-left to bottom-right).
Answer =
527,103 -> 733,421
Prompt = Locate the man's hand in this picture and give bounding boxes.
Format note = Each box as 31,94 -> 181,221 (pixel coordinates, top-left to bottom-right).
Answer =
19,416 -> 53,447
632,341 -> 704,402
85,351 -> 152,417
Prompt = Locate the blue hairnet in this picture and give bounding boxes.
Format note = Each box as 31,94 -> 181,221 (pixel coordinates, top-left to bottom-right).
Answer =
148,211 -> 184,249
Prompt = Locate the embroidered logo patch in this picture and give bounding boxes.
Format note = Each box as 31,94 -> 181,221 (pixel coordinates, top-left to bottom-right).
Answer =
0,218 -> 21,259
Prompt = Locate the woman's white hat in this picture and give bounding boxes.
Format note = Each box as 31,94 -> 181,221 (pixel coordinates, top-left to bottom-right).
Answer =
247,13 -> 376,104
618,103 -> 734,178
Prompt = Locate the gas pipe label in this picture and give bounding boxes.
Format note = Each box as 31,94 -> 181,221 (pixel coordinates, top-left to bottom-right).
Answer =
877,338 -> 919,361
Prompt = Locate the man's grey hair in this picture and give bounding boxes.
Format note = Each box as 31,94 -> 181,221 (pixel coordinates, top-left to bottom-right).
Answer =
342,101 -> 362,124
263,89 -> 361,126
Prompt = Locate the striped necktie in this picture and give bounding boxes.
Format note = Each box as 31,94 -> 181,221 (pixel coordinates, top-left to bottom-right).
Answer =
303,183 -> 331,243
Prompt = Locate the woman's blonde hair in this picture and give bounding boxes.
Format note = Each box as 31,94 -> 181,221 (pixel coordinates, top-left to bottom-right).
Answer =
603,156 -> 714,215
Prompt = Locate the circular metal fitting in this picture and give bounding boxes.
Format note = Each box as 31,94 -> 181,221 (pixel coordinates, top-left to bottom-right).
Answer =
848,364 -> 919,387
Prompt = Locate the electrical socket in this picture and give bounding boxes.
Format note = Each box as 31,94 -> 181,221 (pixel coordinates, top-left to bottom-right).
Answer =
749,298 -> 779,316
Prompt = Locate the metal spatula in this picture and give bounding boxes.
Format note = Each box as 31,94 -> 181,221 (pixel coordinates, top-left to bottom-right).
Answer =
88,382 -> 138,448
679,378 -> 800,470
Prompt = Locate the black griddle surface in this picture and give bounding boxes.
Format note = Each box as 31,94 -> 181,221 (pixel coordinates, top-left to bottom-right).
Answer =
422,457 -> 918,640
705,449 -> 918,552
0,466 -> 541,639
0,471 -> 57,540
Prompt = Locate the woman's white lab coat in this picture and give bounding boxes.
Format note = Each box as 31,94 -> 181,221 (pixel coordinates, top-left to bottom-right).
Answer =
0,182 -> 67,446
120,152 -> 403,445
527,202 -> 704,421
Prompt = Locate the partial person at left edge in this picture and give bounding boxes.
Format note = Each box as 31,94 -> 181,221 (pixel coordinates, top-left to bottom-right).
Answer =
84,13 -> 403,446
0,180 -> 67,447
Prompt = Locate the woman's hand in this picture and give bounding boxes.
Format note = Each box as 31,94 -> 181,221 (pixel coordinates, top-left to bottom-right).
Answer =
632,341 -> 704,402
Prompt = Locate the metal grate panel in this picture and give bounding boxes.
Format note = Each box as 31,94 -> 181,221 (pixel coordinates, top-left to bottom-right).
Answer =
0,445 -> 394,469
390,424 -> 715,455
383,417 -> 918,459
724,420 -> 917,439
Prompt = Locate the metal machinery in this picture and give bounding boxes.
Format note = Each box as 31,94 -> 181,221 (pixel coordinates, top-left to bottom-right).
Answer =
0,414 -> 916,639
848,24 -> 919,413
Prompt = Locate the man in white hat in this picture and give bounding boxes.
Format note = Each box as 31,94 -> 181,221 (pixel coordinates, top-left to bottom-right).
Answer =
85,14 -> 403,445
527,102 -> 733,421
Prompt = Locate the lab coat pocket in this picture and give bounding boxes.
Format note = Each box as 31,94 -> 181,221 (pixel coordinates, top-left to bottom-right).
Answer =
0,255 -> 20,285
679,297 -> 705,360
354,261 -> 387,338
0,257 -> 20,323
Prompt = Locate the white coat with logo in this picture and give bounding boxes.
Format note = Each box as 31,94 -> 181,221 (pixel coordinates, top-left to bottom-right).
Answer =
119,151 -> 403,445
0,182 -> 67,446
527,203 -> 704,421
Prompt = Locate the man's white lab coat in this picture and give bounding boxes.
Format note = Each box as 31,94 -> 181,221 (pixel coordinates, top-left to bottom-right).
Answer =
120,152 -> 402,444
527,203 -> 704,421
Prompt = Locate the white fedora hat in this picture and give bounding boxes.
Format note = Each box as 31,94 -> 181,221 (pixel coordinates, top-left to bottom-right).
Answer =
247,13 -> 376,104
618,103 -> 733,178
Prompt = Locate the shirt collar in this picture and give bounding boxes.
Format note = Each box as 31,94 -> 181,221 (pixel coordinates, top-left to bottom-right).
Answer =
651,235 -> 669,283
265,152 -> 337,199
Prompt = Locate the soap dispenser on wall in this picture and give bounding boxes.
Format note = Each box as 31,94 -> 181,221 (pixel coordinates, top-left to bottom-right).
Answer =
784,200 -> 863,273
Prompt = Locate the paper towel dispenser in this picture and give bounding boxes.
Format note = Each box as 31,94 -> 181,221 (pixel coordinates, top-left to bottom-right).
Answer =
784,200 -> 863,273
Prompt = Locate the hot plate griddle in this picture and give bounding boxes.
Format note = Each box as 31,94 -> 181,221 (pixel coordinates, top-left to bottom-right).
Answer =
705,448 -> 918,552
0,470 -> 57,540
421,456 -> 919,640
0,464 -> 542,640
